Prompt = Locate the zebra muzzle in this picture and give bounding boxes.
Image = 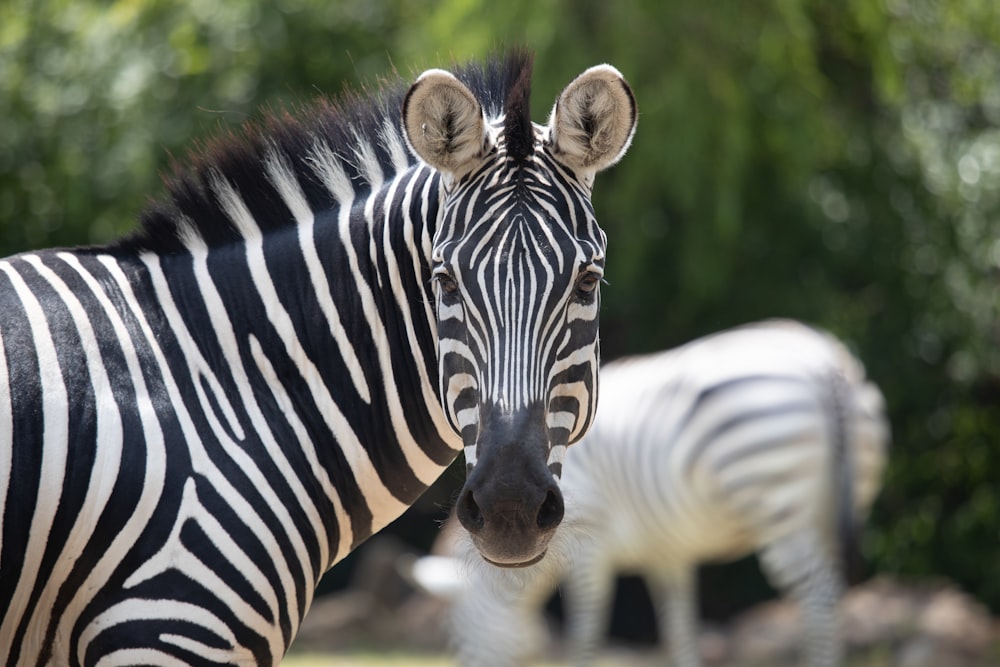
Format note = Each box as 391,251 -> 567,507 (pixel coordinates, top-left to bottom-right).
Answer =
456,408 -> 566,566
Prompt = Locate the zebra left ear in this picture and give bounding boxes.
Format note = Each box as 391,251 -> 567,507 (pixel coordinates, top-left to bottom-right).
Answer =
548,65 -> 637,177
403,69 -> 492,178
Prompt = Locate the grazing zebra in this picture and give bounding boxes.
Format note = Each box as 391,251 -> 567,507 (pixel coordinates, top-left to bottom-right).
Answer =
432,320 -> 889,667
0,50 -> 637,665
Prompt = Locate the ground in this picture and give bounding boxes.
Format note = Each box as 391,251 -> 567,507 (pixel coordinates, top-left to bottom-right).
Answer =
285,536 -> 1000,667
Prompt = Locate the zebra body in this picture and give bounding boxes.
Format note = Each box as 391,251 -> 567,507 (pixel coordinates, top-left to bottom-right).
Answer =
444,320 -> 889,667
0,52 -> 636,665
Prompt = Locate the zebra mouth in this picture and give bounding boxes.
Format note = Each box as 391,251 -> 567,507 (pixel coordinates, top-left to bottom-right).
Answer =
482,550 -> 547,569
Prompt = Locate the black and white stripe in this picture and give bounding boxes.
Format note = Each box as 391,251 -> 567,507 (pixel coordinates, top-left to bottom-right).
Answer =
406,58 -> 637,568
0,51 -> 636,665
440,320 -> 889,667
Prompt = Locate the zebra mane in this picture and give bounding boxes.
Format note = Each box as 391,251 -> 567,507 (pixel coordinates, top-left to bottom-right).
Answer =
503,52 -> 534,161
116,49 -> 536,255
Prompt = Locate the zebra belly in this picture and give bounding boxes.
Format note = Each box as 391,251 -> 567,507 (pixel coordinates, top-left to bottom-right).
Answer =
620,500 -> 757,572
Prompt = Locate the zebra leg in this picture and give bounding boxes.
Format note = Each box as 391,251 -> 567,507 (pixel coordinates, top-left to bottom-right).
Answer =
647,567 -> 701,667
758,532 -> 844,667
562,554 -> 614,667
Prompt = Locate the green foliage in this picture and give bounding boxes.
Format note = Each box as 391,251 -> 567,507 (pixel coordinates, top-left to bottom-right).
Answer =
2,0 -> 998,609
0,0 -> 413,248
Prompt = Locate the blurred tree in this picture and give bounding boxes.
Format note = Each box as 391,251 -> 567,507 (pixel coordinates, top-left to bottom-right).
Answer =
1,0 -> 998,612
0,0 -> 416,249
412,0 -> 1000,609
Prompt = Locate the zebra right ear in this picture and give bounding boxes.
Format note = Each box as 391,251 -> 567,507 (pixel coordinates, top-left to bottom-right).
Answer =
548,64 -> 637,178
403,69 -> 492,178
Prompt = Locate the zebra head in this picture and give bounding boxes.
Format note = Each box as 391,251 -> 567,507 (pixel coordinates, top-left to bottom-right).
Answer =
403,56 -> 636,566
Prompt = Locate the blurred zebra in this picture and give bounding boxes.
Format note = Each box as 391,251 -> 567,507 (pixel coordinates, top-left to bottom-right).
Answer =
433,319 -> 889,667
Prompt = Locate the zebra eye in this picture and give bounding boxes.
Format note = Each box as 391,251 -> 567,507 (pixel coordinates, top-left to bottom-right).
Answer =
435,273 -> 459,296
575,272 -> 601,298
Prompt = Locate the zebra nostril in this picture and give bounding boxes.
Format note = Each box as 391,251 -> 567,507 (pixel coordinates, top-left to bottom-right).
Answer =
536,488 -> 564,531
457,488 -> 485,533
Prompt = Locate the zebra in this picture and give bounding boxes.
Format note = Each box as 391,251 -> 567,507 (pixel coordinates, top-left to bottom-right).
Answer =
0,50 -> 637,665
428,319 -> 889,667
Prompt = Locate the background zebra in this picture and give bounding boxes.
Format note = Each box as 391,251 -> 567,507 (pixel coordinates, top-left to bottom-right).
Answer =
0,51 -> 636,664
427,319 -> 888,667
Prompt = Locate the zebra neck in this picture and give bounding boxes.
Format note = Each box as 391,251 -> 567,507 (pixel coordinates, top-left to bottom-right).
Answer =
137,170 -> 460,566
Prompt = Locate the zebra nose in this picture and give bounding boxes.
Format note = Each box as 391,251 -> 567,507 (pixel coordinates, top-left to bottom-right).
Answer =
536,487 -> 565,531
457,486 -> 485,532
457,484 -> 564,534
456,473 -> 565,567
457,403 -> 566,565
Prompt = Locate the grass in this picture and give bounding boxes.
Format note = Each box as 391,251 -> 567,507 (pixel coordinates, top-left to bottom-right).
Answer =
283,655 -> 452,666
281,650 -> 907,666
282,652 -> 665,666
282,655 -> 616,666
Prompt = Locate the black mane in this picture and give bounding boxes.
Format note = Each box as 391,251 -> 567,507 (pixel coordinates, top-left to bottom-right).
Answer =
114,49 -> 536,255
503,52 -> 535,161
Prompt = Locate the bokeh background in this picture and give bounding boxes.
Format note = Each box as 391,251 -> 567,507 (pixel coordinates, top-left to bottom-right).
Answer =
2,0 -> 998,660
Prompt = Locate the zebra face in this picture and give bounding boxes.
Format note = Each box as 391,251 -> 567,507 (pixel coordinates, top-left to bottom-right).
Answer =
404,62 -> 636,566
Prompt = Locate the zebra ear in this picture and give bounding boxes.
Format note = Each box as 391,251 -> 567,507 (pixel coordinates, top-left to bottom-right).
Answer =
403,69 -> 492,177
548,64 -> 637,177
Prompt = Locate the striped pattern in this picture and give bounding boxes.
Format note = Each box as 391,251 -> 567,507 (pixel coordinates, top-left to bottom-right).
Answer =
432,138 -> 606,469
444,320 -> 889,667
0,52 -> 633,665
410,59 -> 636,568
